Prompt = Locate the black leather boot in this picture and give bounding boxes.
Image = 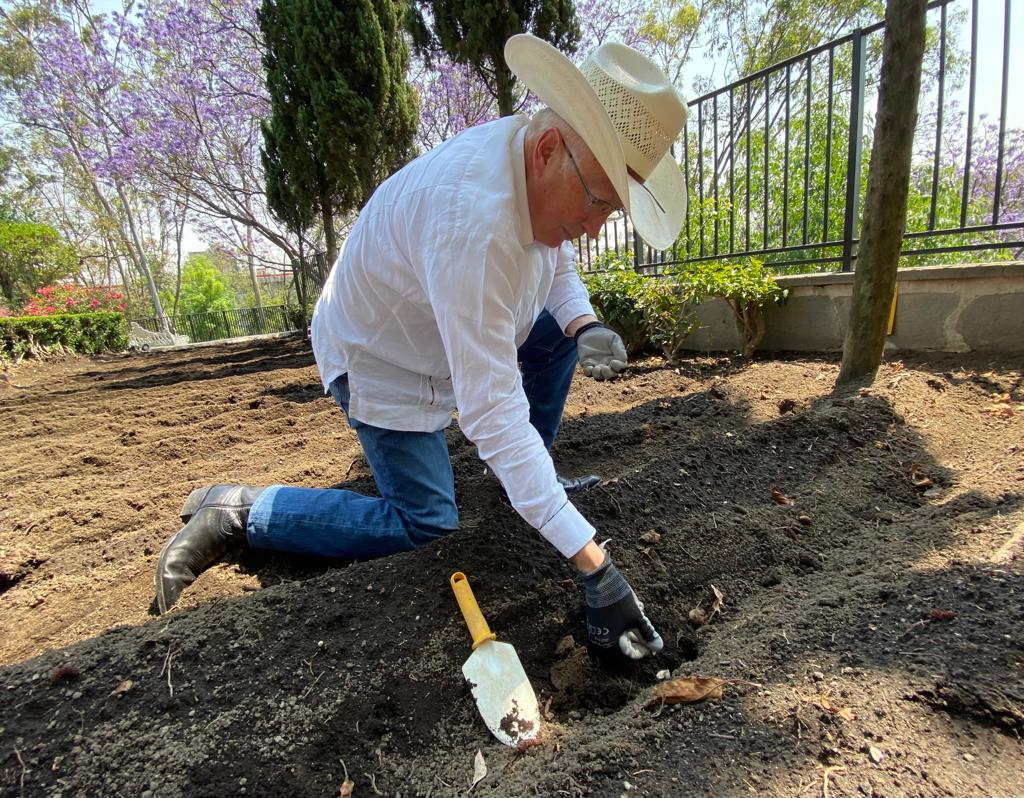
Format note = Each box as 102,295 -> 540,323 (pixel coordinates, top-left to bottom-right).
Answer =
557,474 -> 602,494
156,485 -> 264,614
179,484 -> 265,523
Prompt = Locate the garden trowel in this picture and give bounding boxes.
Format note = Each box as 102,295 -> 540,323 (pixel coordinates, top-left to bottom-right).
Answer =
449,572 -> 541,748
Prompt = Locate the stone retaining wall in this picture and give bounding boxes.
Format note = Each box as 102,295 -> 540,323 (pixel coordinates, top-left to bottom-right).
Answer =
684,262 -> 1024,354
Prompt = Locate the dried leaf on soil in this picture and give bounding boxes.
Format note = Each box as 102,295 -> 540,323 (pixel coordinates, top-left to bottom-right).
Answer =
710,584 -> 724,618
645,676 -> 727,707
771,486 -> 794,505
469,749 -> 487,791
109,679 -> 133,697
810,693 -> 855,721
640,531 -> 662,544
910,463 -> 933,488
688,584 -> 725,627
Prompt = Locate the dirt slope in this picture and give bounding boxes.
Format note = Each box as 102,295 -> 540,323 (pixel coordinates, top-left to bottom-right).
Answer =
1,337 -> 1021,797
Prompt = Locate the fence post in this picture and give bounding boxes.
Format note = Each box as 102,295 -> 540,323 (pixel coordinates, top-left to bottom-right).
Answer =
632,227 -> 644,273
222,309 -> 232,338
842,28 -> 866,272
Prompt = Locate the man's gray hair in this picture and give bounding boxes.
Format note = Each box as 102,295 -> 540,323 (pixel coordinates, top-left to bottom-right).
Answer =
528,107 -> 584,149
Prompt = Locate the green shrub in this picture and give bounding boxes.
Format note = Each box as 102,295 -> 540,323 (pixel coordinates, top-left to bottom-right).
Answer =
581,252 -> 701,362
581,252 -> 650,355
678,258 -> 787,357
0,312 -> 128,364
284,304 -> 308,331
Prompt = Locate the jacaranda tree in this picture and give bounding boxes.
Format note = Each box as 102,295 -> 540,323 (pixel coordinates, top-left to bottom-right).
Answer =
124,0 -> 302,308
0,2 -> 171,328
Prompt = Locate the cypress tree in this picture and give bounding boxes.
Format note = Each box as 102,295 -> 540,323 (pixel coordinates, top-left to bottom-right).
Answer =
260,0 -> 418,264
406,0 -> 579,117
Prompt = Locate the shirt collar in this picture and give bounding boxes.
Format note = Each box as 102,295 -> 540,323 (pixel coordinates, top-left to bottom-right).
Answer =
511,121 -> 534,248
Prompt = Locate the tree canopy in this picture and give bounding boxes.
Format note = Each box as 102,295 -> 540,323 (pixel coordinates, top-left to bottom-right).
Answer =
260,0 -> 418,264
406,0 -> 580,117
0,220 -> 77,307
169,253 -> 235,317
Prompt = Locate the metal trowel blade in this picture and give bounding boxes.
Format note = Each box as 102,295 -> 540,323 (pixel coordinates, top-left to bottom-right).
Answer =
462,639 -> 540,747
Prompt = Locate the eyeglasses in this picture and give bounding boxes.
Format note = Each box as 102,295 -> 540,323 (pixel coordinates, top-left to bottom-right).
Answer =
563,141 -> 623,216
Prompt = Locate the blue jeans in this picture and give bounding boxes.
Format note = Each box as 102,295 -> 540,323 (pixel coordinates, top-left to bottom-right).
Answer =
247,310 -> 578,558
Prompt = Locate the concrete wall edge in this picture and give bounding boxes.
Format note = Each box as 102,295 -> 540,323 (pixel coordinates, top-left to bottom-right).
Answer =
775,261 -> 1024,288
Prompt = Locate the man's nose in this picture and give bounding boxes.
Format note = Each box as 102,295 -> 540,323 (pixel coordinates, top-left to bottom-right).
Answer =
582,213 -> 606,238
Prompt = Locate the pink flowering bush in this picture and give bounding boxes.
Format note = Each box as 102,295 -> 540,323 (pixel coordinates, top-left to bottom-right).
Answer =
22,284 -> 127,317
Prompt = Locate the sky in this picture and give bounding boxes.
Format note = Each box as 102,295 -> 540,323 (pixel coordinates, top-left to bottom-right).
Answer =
970,0 -> 1022,130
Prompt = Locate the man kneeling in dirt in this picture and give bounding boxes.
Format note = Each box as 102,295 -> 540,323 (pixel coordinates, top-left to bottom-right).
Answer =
155,35 -> 688,660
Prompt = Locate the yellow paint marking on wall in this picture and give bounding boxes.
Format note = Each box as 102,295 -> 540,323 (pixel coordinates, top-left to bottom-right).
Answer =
887,284 -> 899,335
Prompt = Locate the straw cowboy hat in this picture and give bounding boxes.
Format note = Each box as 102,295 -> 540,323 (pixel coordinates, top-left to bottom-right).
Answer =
505,34 -> 689,251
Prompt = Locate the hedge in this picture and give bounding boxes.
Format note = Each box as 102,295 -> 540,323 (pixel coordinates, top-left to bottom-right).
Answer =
0,312 -> 128,364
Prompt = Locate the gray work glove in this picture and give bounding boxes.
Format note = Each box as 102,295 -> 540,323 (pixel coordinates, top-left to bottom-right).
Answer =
582,551 -> 663,659
575,321 -> 627,380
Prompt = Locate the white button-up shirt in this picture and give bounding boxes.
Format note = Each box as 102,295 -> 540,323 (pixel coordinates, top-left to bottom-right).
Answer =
311,115 -> 596,558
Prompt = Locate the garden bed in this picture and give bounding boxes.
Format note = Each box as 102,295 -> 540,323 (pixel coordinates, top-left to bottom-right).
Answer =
1,338 -> 1021,796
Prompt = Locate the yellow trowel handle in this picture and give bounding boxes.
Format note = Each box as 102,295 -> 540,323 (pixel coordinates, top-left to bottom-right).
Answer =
450,572 -> 497,650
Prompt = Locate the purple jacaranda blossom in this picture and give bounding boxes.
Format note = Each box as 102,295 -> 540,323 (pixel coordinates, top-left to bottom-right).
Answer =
410,58 -> 499,150
409,0 -> 656,151
574,0 -> 653,52
12,0 -> 303,286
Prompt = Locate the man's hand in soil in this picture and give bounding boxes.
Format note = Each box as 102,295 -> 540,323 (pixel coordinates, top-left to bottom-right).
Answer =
577,546 -> 663,659
574,322 -> 628,381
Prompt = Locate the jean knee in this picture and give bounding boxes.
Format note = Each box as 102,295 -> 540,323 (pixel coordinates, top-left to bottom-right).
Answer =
406,522 -> 458,547
399,498 -> 459,547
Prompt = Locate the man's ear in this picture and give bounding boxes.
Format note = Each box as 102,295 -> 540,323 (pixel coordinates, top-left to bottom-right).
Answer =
532,126 -> 562,173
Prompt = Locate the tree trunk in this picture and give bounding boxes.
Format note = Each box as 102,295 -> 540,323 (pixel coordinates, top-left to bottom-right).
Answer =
69,116 -> 171,334
116,179 -> 169,333
320,170 -> 337,266
291,233 -> 310,341
0,269 -> 15,305
171,221 -> 184,318
493,60 -> 515,117
64,130 -> 169,332
836,0 -> 927,387
246,224 -> 263,310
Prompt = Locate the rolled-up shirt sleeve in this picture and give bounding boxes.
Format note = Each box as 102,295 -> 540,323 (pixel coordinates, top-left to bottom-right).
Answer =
545,241 -> 597,332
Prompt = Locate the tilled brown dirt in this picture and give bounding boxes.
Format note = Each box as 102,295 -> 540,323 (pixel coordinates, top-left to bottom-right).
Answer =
0,336 -> 1022,797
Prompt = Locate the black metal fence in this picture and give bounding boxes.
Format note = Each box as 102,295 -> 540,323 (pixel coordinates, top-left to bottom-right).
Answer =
578,0 -> 1023,274
305,252 -> 332,297
134,304 -> 300,343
